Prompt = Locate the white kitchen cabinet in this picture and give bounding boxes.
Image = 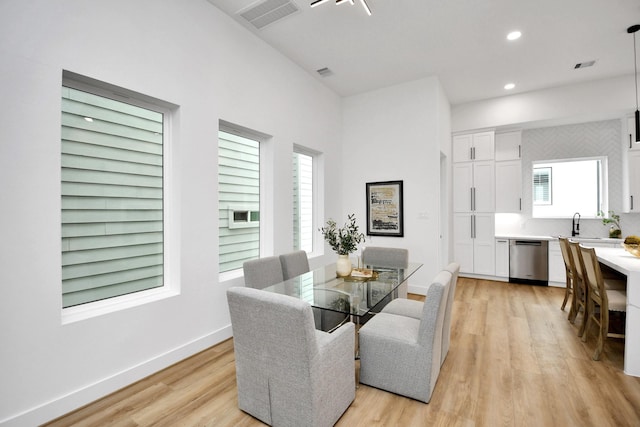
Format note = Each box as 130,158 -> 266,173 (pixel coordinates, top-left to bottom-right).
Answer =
628,151 -> 640,213
495,160 -> 522,213
495,131 -> 521,161
548,241 -> 565,285
627,116 -> 639,150
453,131 -> 495,162
453,161 -> 495,213
453,213 -> 495,276
495,239 -> 509,278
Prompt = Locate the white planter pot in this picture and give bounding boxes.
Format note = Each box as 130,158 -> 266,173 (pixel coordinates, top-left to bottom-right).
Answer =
336,254 -> 352,277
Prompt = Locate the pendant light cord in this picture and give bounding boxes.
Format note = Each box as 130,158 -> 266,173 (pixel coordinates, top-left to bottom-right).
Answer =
635,31 -> 639,111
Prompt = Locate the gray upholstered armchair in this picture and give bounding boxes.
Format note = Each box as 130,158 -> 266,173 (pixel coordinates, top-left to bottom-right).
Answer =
358,270 -> 451,403
226,287 -> 355,426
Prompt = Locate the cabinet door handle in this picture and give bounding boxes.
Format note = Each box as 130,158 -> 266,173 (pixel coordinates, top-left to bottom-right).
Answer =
631,133 -> 633,149
519,198 -> 522,211
472,187 -> 476,211
632,195 -> 634,211
470,188 -> 473,211
518,145 -> 521,158
470,216 -> 474,239
473,215 -> 477,239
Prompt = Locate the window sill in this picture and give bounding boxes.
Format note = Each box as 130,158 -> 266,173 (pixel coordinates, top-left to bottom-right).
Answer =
62,286 -> 180,325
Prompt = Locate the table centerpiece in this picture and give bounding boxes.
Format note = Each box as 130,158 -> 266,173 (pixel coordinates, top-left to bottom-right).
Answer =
320,213 -> 365,277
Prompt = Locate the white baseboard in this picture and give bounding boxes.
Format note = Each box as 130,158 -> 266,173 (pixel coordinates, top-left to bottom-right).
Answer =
2,326 -> 232,427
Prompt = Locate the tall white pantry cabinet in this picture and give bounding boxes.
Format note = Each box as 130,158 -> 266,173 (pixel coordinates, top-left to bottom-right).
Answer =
453,131 -> 495,276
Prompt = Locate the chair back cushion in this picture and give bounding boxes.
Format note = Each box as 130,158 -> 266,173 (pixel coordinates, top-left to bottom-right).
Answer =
362,246 -> 409,268
568,241 -> 583,279
418,270 -> 451,397
243,256 -> 284,289
579,245 -> 605,302
441,262 -> 460,365
558,237 -> 574,277
279,250 -> 310,280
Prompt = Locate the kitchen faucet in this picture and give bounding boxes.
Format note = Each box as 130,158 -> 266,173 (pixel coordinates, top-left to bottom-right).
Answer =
572,212 -> 581,237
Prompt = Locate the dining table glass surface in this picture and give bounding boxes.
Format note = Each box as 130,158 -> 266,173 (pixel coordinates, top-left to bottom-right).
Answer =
261,262 -> 422,319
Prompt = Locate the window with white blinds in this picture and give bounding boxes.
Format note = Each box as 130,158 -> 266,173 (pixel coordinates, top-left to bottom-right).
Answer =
61,84 -> 165,308
533,167 -> 552,205
218,130 -> 260,273
293,150 -> 313,252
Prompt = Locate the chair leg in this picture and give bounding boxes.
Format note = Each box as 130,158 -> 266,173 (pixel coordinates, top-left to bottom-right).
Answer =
593,308 -> 609,361
561,278 -> 571,310
580,300 -> 592,341
568,284 -> 579,324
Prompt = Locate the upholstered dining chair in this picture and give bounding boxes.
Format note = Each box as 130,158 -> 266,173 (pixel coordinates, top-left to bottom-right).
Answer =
358,270 -> 451,403
362,246 -> 410,300
242,256 -> 284,290
279,250 -> 310,280
227,287 -> 355,427
568,241 -> 589,337
380,263 -> 460,366
361,246 -> 409,268
558,237 -> 576,316
578,245 -> 627,361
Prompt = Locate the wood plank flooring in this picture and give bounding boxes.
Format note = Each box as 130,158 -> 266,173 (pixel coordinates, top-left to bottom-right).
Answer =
44,278 -> 640,426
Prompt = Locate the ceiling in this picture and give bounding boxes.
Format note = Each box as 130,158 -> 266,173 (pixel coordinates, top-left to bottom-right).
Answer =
207,0 -> 640,105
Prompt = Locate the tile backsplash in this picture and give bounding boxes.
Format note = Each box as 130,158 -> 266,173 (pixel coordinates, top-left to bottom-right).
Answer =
496,118 -> 640,238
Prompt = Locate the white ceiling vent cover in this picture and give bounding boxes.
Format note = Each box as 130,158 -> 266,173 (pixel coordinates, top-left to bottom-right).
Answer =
239,0 -> 300,30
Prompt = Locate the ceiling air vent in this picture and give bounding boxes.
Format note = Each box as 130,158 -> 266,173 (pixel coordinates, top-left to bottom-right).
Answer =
239,0 -> 300,30
316,67 -> 333,77
574,60 -> 596,69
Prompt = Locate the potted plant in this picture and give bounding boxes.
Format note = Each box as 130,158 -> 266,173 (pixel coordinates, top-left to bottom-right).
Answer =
598,210 -> 622,238
320,214 -> 365,276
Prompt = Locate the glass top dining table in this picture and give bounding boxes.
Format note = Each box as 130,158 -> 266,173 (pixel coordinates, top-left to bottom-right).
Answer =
261,262 -> 423,322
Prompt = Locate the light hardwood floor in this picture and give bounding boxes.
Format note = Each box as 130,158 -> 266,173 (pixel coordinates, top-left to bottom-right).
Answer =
45,278 -> 640,426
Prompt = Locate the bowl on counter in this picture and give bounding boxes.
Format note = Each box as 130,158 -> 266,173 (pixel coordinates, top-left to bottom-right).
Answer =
623,243 -> 640,258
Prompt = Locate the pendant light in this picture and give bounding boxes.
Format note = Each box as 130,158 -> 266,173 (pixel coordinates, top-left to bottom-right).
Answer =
629,24 -> 640,142
311,0 -> 372,15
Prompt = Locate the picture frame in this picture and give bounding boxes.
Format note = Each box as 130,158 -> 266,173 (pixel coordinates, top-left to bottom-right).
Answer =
366,180 -> 404,237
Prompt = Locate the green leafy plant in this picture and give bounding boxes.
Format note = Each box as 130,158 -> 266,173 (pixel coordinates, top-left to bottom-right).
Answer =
598,210 -> 622,237
320,214 -> 365,255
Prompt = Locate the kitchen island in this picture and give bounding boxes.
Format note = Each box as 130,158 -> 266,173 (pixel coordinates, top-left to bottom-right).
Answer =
595,247 -> 640,377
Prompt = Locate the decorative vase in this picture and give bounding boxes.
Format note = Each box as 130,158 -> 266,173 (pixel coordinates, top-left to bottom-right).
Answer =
336,254 -> 352,277
609,227 -> 622,238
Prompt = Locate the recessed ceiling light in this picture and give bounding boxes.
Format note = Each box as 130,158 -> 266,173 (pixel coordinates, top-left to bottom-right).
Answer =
504,83 -> 516,90
84,117 -> 94,122
507,31 -> 522,41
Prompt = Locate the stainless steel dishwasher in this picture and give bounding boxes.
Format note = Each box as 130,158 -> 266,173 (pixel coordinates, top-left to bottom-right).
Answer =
509,239 -> 549,285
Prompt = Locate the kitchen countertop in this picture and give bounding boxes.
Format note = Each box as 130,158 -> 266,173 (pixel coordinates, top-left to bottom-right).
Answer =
495,235 -> 623,244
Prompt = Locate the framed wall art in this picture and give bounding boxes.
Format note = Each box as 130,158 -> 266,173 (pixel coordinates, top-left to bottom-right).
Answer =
366,180 -> 404,237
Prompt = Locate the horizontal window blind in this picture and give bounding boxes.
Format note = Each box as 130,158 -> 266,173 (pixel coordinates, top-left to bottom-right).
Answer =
293,152 -> 313,252
61,86 -> 164,308
533,167 -> 551,205
218,131 -> 260,273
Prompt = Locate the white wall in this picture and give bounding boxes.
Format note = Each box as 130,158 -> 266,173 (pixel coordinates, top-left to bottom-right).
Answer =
0,0 -> 343,424
341,77 -> 451,292
452,74 -> 636,133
